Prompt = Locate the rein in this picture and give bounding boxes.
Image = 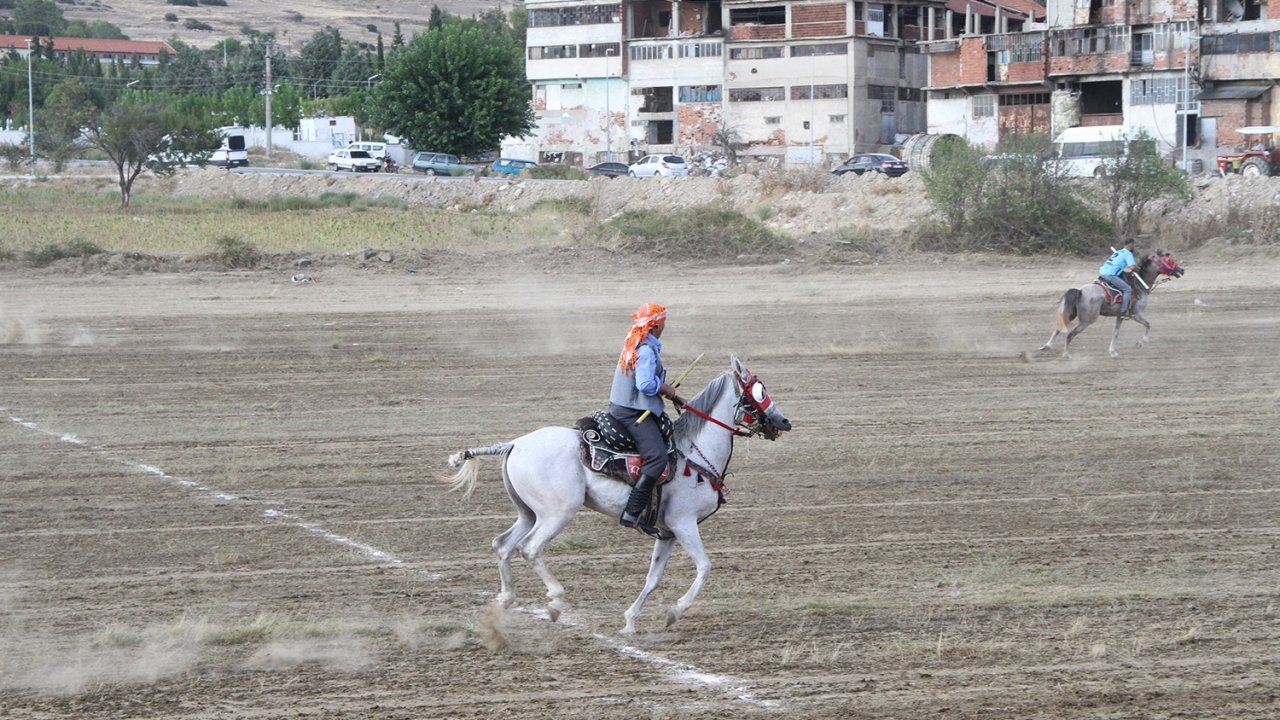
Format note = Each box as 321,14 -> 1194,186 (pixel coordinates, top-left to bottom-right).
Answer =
679,402 -> 753,437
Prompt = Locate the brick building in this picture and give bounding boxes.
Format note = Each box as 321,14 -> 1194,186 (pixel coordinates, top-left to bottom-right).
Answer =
922,0 -> 1279,157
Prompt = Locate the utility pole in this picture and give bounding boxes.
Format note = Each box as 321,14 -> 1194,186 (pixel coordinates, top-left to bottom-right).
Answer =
26,38 -> 35,161
264,43 -> 274,159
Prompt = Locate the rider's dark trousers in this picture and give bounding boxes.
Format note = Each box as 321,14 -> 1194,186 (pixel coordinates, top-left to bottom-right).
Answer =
609,403 -> 667,479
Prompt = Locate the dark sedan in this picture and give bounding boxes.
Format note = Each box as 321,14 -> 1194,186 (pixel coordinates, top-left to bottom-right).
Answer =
586,161 -> 630,178
832,153 -> 909,177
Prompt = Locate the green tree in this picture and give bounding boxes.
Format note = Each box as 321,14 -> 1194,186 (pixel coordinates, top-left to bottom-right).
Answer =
13,0 -> 66,35
36,76 -> 104,171
331,43 -> 372,90
295,27 -> 343,96
86,98 -> 219,207
370,22 -> 533,157
1097,130 -> 1191,239
428,4 -> 446,30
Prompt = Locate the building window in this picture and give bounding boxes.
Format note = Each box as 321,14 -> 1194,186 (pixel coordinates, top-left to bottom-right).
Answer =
829,114 -> 846,123
579,43 -> 621,58
866,84 -> 895,112
1130,77 -> 1180,106
528,4 -> 622,28
630,44 -> 674,61
729,46 -> 785,60
998,92 -> 1050,106
792,43 -> 848,57
973,94 -> 995,118
764,116 -> 782,125
679,85 -> 722,102
681,42 -> 722,58
1201,33 -> 1270,54
792,84 -> 849,100
986,32 -> 1044,62
529,45 -> 577,60
729,87 -> 786,102
729,6 -> 786,24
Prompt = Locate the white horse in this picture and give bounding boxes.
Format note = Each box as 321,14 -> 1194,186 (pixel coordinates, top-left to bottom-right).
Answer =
446,355 -> 791,634
1040,251 -> 1185,358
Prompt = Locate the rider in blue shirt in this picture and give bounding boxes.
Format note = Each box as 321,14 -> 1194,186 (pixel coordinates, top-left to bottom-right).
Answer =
609,303 -> 685,536
1099,237 -> 1138,316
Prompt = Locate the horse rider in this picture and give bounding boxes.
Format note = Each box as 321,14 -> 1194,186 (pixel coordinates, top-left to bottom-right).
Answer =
1099,237 -> 1138,318
609,302 -> 686,536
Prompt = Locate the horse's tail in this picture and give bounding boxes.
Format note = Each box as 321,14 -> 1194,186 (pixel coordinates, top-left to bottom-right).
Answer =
1056,288 -> 1082,330
445,442 -> 514,500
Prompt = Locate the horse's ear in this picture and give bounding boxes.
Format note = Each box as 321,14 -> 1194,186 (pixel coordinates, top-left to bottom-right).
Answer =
730,354 -> 746,379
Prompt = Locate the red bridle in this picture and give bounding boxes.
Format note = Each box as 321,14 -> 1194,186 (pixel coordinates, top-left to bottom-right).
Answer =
678,371 -> 776,438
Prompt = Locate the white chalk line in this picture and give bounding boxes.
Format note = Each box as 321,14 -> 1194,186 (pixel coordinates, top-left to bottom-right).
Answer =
520,607 -> 780,709
7,411 -> 775,709
5,412 -> 440,580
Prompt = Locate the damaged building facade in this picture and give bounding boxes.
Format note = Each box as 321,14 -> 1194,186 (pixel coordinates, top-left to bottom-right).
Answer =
510,0 -> 950,165
922,0 -> 1280,156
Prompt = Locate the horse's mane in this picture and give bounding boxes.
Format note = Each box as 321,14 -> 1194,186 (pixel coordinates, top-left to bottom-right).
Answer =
672,371 -> 734,442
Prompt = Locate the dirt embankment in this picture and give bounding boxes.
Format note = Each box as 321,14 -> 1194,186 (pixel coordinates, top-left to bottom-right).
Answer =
154,167 -> 1280,247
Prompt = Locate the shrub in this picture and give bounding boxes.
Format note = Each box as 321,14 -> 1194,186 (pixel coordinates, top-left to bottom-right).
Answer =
0,142 -> 29,170
211,235 -> 260,268
597,206 -> 793,260
164,12 -> 178,21
919,134 -> 1111,255
166,0 -> 198,6
24,239 -> 103,267
184,18 -> 212,30
200,0 -> 227,5
366,23 -> 378,33
285,10 -> 304,22
1096,130 -> 1191,240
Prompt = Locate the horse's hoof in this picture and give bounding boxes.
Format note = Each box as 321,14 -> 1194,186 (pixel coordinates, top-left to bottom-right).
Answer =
496,592 -> 515,609
548,597 -> 566,623
666,610 -> 679,628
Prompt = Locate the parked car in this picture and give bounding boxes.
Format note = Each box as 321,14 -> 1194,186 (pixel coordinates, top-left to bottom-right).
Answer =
832,153 -> 909,177
490,157 -> 538,176
412,152 -> 470,176
327,149 -> 381,172
627,154 -> 689,177
586,161 -> 630,178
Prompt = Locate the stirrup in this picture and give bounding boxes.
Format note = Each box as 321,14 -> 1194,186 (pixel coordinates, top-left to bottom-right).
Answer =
620,512 -> 662,537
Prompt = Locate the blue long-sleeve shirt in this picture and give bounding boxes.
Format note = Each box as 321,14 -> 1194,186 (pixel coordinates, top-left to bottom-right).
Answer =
609,335 -> 667,414
1100,247 -> 1136,276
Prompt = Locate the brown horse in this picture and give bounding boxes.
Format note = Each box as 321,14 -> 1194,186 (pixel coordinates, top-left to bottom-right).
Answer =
1040,252 -> 1185,358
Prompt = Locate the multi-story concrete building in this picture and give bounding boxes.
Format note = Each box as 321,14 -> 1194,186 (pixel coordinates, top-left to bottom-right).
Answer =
509,0 -> 950,166
922,0 -> 1278,159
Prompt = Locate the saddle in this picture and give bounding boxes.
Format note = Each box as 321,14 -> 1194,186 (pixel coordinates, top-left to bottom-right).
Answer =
574,410 -> 675,487
1095,277 -> 1125,306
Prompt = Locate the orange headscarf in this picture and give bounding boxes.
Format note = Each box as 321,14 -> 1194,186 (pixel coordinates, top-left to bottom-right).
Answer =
618,303 -> 667,373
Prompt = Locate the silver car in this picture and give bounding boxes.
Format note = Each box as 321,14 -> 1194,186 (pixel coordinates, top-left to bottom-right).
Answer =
627,154 -> 689,177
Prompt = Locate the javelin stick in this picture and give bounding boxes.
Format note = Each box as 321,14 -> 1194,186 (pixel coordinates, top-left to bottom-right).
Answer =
636,352 -> 704,425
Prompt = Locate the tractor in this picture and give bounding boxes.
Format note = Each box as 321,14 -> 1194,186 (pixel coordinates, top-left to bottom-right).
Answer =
1216,126 -> 1280,177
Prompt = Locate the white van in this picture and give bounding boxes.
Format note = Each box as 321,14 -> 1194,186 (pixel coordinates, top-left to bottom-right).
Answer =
208,126 -> 249,167
1052,125 -> 1127,177
347,141 -> 387,160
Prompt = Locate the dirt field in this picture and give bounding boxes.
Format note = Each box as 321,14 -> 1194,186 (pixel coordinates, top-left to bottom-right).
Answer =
2,246 -> 1278,718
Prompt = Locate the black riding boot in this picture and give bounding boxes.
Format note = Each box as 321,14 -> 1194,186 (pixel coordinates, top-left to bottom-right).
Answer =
619,474 -> 660,537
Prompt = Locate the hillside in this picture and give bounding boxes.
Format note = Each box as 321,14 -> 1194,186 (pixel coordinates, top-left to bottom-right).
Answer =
55,0 -> 500,49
